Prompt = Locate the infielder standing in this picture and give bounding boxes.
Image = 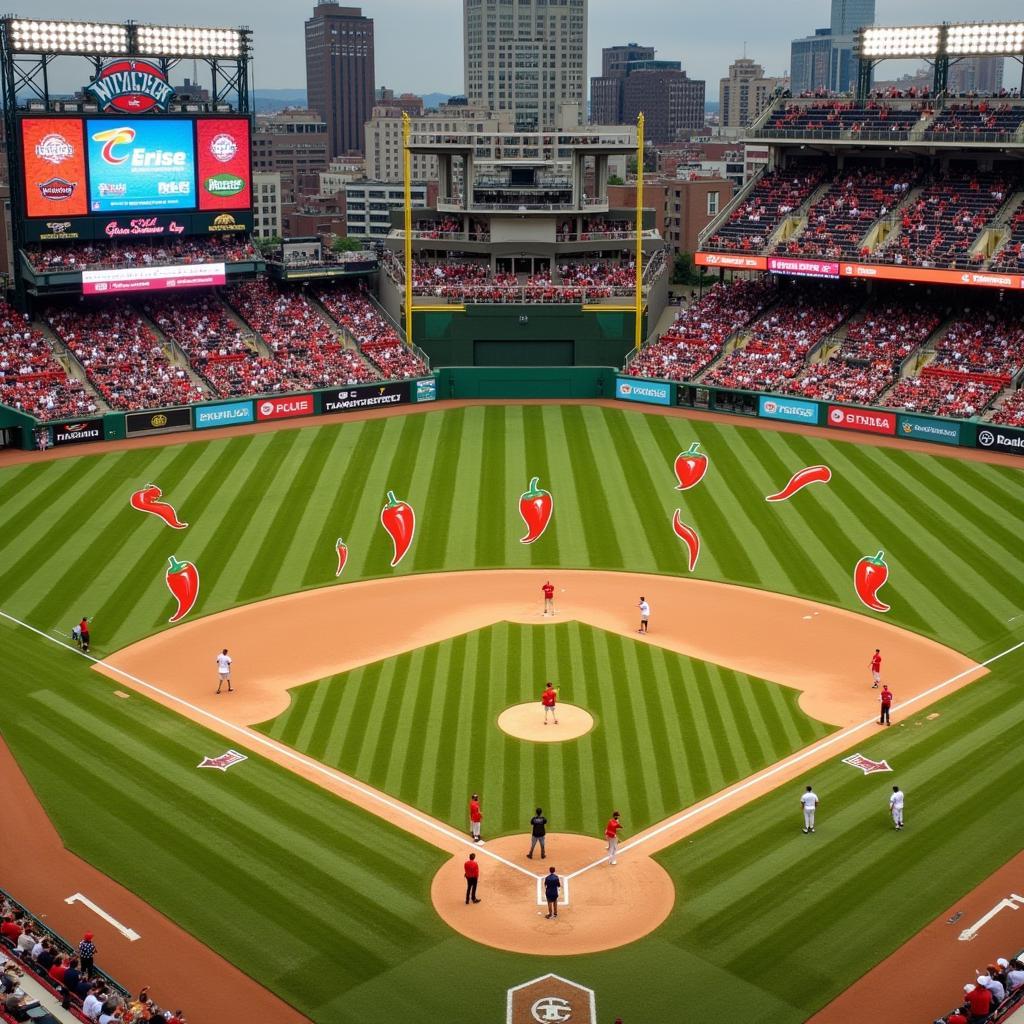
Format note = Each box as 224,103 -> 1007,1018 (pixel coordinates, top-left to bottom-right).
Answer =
637,596 -> 650,634
216,648 -> 233,694
800,785 -> 818,833
605,811 -> 623,865
870,648 -> 882,688
889,785 -> 904,830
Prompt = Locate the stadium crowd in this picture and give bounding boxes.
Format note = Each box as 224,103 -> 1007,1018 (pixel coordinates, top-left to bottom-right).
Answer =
0,300 -> 99,420
45,302 -> 206,411
763,101 -> 923,137
885,373 -> 999,418
934,950 -> 1024,1023
929,308 -> 1024,380
923,101 -> 1024,139
991,206 -> 1024,273
701,286 -> 854,392
1,894 -> 188,1022
223,279 -> 379,389
625,280 -> 777,381
992,387 -> 1024,426
25,238 -> 257,272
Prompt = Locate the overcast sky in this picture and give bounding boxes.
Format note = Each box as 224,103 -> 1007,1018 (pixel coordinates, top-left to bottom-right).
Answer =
26,0 -> 1024,99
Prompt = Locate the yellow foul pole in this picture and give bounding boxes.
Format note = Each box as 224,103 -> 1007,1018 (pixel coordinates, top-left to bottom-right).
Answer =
402,112 -> 413,348
634,112 -> 644,350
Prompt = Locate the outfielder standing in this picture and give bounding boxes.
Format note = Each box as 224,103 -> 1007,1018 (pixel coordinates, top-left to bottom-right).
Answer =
469,793 -> 482,842
800,785 -> 819,833
889,785 -> 904,830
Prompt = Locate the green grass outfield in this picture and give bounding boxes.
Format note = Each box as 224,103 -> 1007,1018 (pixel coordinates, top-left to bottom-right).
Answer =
255,621 -> 834,837
2,404 -> 1024,1022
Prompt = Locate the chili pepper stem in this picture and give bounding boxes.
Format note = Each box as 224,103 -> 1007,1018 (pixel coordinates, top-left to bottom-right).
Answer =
682,442 -> 701,455
524,477 -> 542,497
167,555 -> 187,574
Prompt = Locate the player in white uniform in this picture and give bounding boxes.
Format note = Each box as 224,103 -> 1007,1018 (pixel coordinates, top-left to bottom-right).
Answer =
216,648 -> 233,694
800,785 -> 818,833
889,785 -> 904,830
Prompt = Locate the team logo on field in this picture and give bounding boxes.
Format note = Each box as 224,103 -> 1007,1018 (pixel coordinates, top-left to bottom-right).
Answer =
841,753 -> 892,775
507,975 -> 595,1024
197,749 -> 248,772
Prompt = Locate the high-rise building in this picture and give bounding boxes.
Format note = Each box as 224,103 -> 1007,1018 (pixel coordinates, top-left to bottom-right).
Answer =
305,3 -> 375,158
790,0 -> 874,95
948,56 -> 1005,95
463,0 -> 587,131
590,42 -> 655,124
790,28 -> 834,95
622,68 -> 705,144
719,58 -> 781,129
252,110 -> 331,213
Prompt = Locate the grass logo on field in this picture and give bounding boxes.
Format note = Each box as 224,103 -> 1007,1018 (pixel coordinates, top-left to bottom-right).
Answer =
198,749 -> 247,772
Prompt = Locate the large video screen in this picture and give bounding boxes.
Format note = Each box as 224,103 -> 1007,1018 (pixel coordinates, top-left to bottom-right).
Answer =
19,115 -> 252,225
87,118 -> 195,213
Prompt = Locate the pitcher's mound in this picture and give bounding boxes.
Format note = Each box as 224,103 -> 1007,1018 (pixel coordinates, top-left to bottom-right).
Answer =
498,702 -> 594,742
431,834 -> 675,955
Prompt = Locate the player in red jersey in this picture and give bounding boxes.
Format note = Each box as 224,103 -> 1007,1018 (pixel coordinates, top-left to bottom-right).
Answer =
469,793 -> 482,843
541,682 -> 558,725
542,580 -> 555,616
605,811 -> 623,865
870,648 -> 882,688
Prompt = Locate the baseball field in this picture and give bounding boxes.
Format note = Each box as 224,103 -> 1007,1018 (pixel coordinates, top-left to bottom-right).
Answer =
2,400 -> 1023,1023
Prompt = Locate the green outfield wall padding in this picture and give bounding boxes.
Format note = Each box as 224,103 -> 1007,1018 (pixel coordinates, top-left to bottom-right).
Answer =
435,366 -> 616,399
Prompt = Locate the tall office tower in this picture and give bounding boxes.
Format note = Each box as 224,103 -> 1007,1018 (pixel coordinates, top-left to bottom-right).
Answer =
590,42 -> 655,124
622,68 -> 705,144
464,0 -> 588,130
719,57 -> 781,128
948,56 -> 1005,95
305,2 -> 376,157
828,0 -> 874,92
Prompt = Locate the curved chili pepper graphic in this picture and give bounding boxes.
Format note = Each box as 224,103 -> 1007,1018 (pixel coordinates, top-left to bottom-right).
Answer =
381,491 -> 415,567
672,510 -> 701,572
130,483 -> 188,529
674,442 -> 708,491
854,550 -> 890,613
765,465 -> 832,503
165,555 -> 200,623
335,538 -> 349,578
519,476 -> 554,544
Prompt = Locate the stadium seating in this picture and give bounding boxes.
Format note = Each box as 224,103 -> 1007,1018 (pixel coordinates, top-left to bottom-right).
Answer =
313,285 -> 429,380
45,302 -> 206,412
784,301 -> 941,404
884,374 -> 999,419
0,300 -> 99,420
625,279 -> 777,382
929,308 -> 1024,381
877,173 -> 1015,270
992,388 -> 1024,426
25,237 -> 257,272
777,167 -> 920,260
701,285 -> 855,392
557,217 -> 633,240
143,293 -> 294,397
763,102 -> 923,138
932,946 -> 1024,1023
990,206 -> 1024,273
923,102 -> 1024,140
223,278 -> 381,389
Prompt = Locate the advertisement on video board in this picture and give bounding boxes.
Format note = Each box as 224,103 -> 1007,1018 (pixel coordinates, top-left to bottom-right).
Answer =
21,118 -> 90,218
86,118 -> 196,213
196,119 -> 252,211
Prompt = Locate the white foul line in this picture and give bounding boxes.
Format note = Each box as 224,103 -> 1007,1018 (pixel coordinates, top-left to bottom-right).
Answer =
565,639 -> 1024,881
64,893 -> 140,942
958,894 -> 1024,942
0,610 -> 538,882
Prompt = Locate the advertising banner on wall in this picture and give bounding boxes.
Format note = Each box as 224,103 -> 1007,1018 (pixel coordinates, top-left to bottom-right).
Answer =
22,218 -> 96,243
196,118 -> 252,211
758,395 -> 820,424
255,395 -> 315,421
87,118 -> 196,213
194,400 -> 253,430
975,425 -> 1024,455
321,383 -> 410,413
615,378 -> 672,406
21,118 -> 89,218
766,256 -> 840,279
897,415 -> 961,446
125,407 -> 193,437
82,262 -> 226,295
826,405 -> 897,435
414,378 -> 437,403
51,420 -> 103,446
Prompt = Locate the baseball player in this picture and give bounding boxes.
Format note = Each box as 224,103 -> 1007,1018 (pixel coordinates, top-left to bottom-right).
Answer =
800,785 -> 818,833
889,785 -> 904,830
541,682 -> 558,725
216,649 -> 233,694
605,811 -> 623,865
638,596 -> 650,634
878,684 -> 893,726
469,794 -> 482,842
542,580 -> 555,616
78,617 -> 91,653
870,648 -> 882,688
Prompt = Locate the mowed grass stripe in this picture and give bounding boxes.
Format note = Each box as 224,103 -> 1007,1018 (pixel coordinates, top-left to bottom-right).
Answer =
475,406 -> 507,566
520,406 -> 559,565
410,406 -> 467,569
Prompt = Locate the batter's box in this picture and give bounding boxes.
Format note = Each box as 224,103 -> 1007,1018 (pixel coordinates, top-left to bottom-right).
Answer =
507,974 -> 596,1024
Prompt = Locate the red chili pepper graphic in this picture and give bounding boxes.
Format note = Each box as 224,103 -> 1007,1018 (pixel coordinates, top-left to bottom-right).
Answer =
381,491 -> 415,567
519,476 -> 554,544
854,551 -> 890,613
672,510 -> 701,572
673,442 -> 708,491
765,465 -> 832,503
335,538 -> 349,578
165,555 -> 200,623
130,483 -> 188,529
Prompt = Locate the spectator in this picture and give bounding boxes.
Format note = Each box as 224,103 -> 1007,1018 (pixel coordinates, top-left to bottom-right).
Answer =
78,932 -> 96,977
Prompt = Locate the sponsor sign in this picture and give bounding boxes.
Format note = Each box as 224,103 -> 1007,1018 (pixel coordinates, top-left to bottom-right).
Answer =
51,420 -> 103,446
694,252 -> 767,270
321,382 -> 409,413
897,415 -> 961,446
83,262 -> 226,295
194,400 -> 253,430
196,118 -> 252,211
414,377 -> 437,403
758,395 -> 820,424
255,394 -> 315,421
507,974 -> 596,1024
615,377 -> 671,406
84,59 -> 174,114
827,405 -> 896,436
22,217 -> 95,243
976,424 -> 1024,456
21,118 -> 89,218
124,407 -> 192,437
87,118 -> 196,213
767,256 -> 840,279
193,211 -> 254,235
98,214 -> 188,239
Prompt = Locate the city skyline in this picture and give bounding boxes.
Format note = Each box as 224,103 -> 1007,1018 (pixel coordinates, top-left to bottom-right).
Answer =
13,0 -> 1024,100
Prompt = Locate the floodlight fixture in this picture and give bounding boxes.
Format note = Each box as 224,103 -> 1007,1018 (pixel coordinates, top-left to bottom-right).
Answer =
945,22 -> 1024,55
8,18 -> 129,54
134,24 -> 246,58
858,24 -> 941,58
